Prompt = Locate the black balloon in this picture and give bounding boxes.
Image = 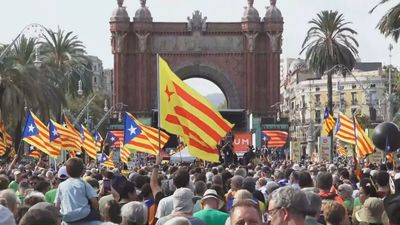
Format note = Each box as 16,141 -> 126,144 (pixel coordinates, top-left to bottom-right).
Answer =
372,122 -> 400,152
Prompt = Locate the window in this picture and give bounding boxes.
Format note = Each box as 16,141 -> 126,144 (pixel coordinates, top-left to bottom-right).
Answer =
315,94 -> 321,103
315,110 -> 321,123
301,96 -> 305,108
352,84 -> 357,89
351,92 -> 357,105
94,76 -> 97,84
370,84 -> 376,88
316,87 -> 320,92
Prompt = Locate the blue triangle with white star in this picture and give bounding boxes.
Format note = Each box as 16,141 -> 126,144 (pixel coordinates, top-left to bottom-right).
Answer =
106,131 -> 119,146
100,153 -> 108,163
22,112 -> 39,138
123,113 -> 142,145
94,130 -> 102,143
49,121 -> 60,142
79,125 -> 85,142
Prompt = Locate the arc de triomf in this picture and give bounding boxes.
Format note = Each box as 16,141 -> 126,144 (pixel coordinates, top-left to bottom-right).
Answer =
110,0 -> 284,134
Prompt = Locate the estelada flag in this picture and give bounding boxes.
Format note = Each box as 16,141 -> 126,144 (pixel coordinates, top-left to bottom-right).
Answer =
22,111 -> 59,158
158,56 -> 233,162
120,142 -> 130,165
100,151 -> 115,169
93,129 -> 103,152
29,146 -> 41,159
261,130 -> 288,148
123,112 -> 169,155
0,141 -> 6,157
352,115 -> 375,158
79,125 -> 97,160
322,107 -> 335,136
51,119 -> 81,152
335,112 -> 356,144
0,120 -> 13,147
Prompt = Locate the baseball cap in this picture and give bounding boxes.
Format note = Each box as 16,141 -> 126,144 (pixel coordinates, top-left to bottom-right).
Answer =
57,166 -> 69,180
201,189 -> 224,209
383,194 -> 400,225
13,170 -> 21,176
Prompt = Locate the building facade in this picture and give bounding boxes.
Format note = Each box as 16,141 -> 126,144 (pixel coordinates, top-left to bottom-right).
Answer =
281,59 -> 386,151
109,0 -> 284,136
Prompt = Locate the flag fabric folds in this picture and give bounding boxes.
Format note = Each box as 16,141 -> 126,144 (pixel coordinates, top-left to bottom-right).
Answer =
56,116 -> 82,152
22,111 -> 59,158
159,56 -> 233,162
106,131 -> 120,147
335,112 -> 357,144
261,130 -> 288,148
123,112 -> 169,156
336,141 -> 347,157
352,115 -> 375,158
322,107 -> 335,136
79,125 -> 97,160
29,146 -> 41,159
120,142 -> 130,165
100,152 -> 115,169
93,129 -> 103,152
0,121 -> 13,148
0,141 -> 6,156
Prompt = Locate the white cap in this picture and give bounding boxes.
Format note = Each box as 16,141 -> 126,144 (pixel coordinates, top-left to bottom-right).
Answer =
57,166 -> 69,179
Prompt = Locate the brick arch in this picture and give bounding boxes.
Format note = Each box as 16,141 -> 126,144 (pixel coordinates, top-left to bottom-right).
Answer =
175,64 -> 242,109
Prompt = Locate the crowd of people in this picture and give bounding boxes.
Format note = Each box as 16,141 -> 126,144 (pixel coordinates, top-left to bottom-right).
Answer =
0,152 -> 399,225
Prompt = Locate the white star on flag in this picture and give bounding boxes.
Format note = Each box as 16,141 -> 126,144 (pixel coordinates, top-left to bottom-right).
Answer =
28,124 -> 35,133
111,137 -> 115,141
52,129 -> 58,137
128,125 -> 137,135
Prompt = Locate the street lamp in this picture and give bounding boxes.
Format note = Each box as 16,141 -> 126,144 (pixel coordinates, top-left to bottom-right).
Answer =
77,79 -> 83,95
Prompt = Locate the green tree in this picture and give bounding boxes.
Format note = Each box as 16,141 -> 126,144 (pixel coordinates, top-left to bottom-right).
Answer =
0,36 -> 66,148
369,0 -> 400,42
300,10 -> 359,114
300,10 -> 359,159
41,28 -> 93,98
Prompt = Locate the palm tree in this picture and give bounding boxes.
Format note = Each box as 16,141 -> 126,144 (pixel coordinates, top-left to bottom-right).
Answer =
300,10 -> 358,159
370,1 -> 400,42
300,10 -> 359,115
41,28 -> 93,98
0,36 -> 66,149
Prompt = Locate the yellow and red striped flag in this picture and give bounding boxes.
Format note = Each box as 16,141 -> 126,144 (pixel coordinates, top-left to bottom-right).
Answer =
336,141 -> 347,157
68,150 -> 77,158
120,142 -> 130,164
79,125 -> 97,160
29,146 -> 41,159
51,119 -> 81,152
335,112 -> 356,144
322,107 -> 335,136
0,141 -> 6,157
22,111 -> 59,158
0,120 -> 13,147
159,56 -> 233,162
352,115 -> 375,158
123,112 -> 169,155
100,151 -> 115,169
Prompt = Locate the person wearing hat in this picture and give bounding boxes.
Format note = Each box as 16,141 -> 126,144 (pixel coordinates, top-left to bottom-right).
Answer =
193,189 -> 229,225
355,197 -> 384,225
156,188 -> 204,225
45,166 -> 68,204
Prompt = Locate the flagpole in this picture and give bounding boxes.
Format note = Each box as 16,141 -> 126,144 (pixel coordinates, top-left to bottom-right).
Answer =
157,54 -> 161,157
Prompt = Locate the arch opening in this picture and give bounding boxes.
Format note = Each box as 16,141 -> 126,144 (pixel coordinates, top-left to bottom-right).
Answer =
184,77 -> 227,109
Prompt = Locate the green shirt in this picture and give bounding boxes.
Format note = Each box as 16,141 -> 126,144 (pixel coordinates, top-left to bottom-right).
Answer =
45,188 -> 57,204
194,208 -> 229,225
8,181 -> 19,192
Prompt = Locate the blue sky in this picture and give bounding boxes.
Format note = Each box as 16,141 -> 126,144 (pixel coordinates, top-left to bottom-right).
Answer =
0,0 -> 398,95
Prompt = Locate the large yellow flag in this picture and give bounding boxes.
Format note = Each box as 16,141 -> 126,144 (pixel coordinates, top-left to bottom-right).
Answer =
159,56 -> 233,162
